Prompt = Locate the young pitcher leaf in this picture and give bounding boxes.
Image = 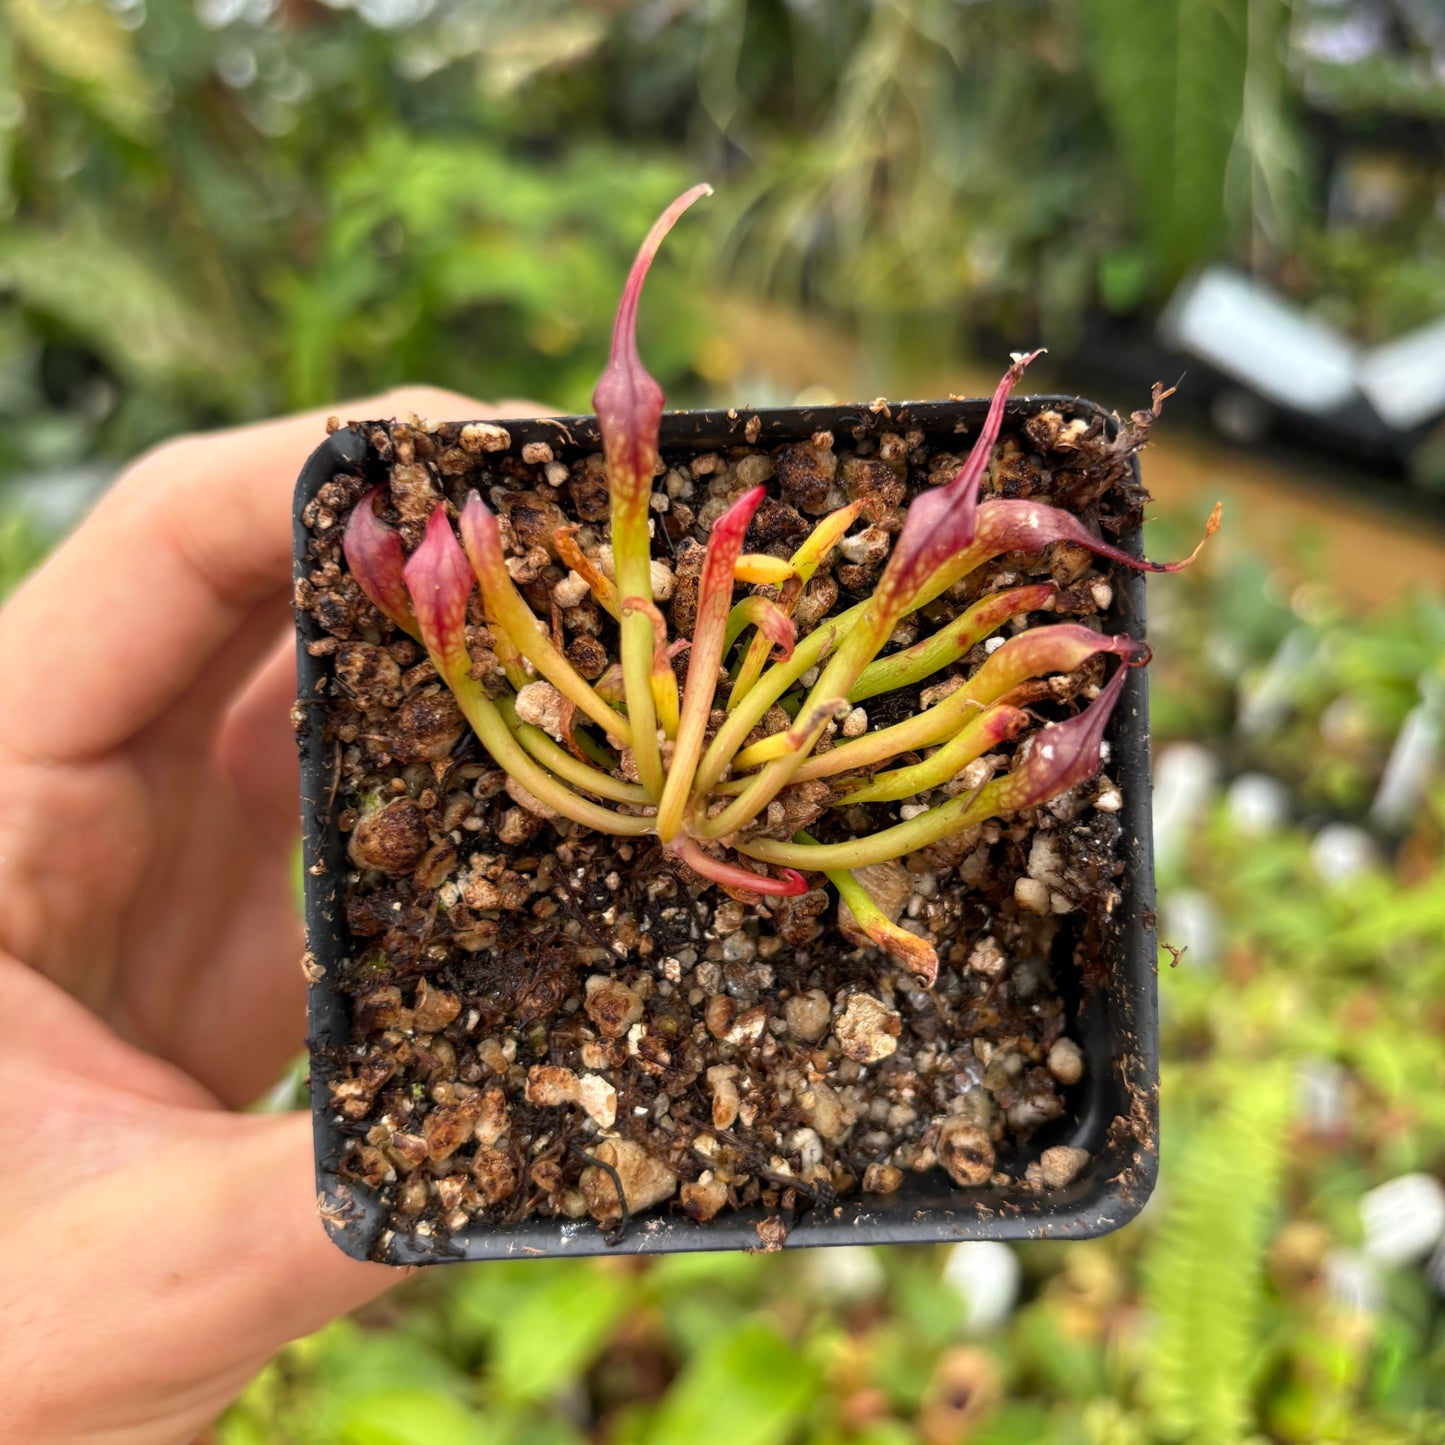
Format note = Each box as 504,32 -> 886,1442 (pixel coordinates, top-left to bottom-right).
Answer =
458,492 -> 632,746
833,701 -> 1031,805
402,504 -> 474,682
975,497 -> 1222,575
727,499 -> 866,710
344,487 -> 419,638
870,351 -> 1042,620
969,656 -> 1134,818
554,524 -> 621,619
733,553 -> 796,585
622,594 -> 683,738
964,622 -> 1143,706
724,595 -> 796,662
592,182 -> 713,507
771,626 -> 1141,784
849,582 -> 1057,702
594,182 -> 713,798
803,839 -> 939,985
671,835 -> 807,898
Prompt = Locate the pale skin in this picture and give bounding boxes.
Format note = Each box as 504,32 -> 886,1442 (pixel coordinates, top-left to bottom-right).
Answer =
0,388 -> 530,1445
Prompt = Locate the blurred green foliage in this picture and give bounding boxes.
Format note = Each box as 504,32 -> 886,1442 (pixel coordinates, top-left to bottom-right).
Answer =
1147,529 -> 1445,817
0,0 -> 708,471
5,0 -> 1443,491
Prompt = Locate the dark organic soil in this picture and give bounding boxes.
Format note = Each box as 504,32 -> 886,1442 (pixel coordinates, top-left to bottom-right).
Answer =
295,399 -> 1155,1247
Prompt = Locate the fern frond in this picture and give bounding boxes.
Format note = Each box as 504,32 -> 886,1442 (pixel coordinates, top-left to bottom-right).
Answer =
1077,0 -> 1292,282
1140,1064 -> 1293,1443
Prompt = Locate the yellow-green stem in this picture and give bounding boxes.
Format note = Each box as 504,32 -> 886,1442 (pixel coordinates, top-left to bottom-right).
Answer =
799,832 -> 937,982
736,784 -> 999,870
689,615 -> 846,812
831,702 -> 1026,804
447,676 -> 654,835
499,698 -> 652,805
617,525 -> 664,798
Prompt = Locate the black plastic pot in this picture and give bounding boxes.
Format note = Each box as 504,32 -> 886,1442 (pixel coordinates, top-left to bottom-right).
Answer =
295,395 -> 1159,1264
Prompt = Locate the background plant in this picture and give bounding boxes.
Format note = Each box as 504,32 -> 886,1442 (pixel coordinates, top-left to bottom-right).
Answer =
4,0 -> 1441,508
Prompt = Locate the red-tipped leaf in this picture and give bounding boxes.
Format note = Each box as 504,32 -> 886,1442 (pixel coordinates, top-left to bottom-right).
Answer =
459,492 -> 633,746
402,505 -> 475,682
622,593 -> 686,736
725,596 -> 797,663
670,835 -> 808,898
975,497 -> 1222,574
655,485 -> 767,839
970,658 -> 1133,816
871,351 -> 1042,619
598,184 -> 713,799
693,486 -> 767,669
966,622 -> 1143,704
343,487 -> 419,638
592,183 -> 714,513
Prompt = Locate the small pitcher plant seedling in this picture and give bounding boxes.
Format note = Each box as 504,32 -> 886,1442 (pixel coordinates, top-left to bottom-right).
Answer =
344,186 -> 1217,987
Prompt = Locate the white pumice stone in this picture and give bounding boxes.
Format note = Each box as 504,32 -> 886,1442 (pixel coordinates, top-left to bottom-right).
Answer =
967,936 -> 1007,977
552,571 -> 591,608
459,421 -> 511,453
1013,877 -> 1051,914
1037,1144 -> 1089,1189
649,559 -> 675,600
1046,1036 -> 1084,1085
515,681 -> 566,739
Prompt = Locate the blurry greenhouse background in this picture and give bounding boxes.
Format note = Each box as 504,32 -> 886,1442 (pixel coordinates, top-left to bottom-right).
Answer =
3,0 -> 1445,1441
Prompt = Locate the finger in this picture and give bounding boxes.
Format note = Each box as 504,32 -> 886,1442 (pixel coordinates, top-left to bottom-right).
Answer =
134,594 -> 296,761
0,387 -> 539,765
5,1108 -> 403,1444
142,859 -> 308,1110
214,630 -> 300,849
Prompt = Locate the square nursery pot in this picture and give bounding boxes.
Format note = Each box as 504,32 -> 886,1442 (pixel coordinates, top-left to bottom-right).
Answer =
294,394 -> 1160,1265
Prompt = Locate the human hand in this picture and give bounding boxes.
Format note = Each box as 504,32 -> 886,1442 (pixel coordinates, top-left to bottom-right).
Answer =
0,389 -> 527,1444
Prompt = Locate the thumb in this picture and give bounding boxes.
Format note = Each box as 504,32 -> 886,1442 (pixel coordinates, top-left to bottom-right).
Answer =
8,1108 -> 405,1445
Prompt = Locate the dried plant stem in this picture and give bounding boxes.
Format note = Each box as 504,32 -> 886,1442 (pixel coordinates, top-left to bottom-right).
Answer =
801,833 -> 938,984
